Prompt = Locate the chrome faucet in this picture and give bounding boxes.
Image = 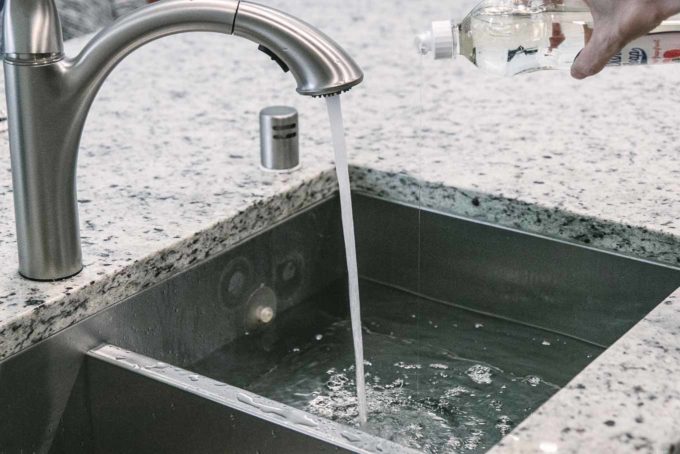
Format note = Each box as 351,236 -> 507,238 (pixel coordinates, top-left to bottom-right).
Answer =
3,0 -> 363,281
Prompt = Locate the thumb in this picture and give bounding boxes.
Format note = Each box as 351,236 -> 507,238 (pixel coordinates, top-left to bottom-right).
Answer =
571,24 -> 623,79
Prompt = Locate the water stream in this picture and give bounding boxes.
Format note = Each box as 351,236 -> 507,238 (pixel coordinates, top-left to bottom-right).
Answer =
325,95 -> 368,425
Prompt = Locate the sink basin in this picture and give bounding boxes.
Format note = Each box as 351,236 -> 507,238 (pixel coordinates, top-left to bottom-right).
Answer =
1,194 -> 678,453
77,343 -> 399,453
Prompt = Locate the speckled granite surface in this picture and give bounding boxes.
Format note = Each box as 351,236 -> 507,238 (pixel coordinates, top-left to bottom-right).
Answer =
0,0 -> 147,41
0,0 -> 679,452
345,0 -> 680,268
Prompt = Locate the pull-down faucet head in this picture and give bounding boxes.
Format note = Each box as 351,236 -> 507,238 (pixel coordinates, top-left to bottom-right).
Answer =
3,0 -> 363,280
232,2 -> 363,96
3,0 -> 363,96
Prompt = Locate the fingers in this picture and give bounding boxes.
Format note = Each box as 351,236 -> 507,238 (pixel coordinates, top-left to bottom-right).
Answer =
549,23 -> 566,50
571,23 -> 624,79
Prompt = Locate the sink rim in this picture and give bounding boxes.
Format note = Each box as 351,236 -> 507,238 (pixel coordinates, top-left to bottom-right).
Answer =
89,343 -> 420,454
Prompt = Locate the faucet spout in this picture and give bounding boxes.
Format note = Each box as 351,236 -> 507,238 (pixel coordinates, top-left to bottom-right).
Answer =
69,0 -> 240,107
3,0 -> 363,280
233,2 -> 363,96
69,0 -> 363,100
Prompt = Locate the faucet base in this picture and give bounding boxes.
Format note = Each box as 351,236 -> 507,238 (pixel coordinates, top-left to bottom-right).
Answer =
19,265 -> 83,282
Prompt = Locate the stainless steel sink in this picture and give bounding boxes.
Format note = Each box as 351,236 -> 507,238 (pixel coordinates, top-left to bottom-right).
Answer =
1,194 -> 678,453
75,344 -> 395,453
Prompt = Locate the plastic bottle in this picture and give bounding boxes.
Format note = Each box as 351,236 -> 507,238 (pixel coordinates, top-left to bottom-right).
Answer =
416,0 -> 680,76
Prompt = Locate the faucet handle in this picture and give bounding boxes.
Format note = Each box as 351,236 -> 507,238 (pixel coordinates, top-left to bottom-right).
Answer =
3,0 -> 64,59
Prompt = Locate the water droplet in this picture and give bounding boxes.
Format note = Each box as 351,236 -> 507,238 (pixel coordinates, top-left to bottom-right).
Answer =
496,415 -> 514,435
315,334 -> 323,341
237,392 -> 258,407
288,412 -> 319,428
542,340 -> 551,346
474,323 -> 484,329
188,374 -> 200,382
341,431 -> 362,443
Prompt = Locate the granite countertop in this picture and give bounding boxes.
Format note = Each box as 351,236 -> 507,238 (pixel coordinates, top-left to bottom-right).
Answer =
0,0 -> 679,452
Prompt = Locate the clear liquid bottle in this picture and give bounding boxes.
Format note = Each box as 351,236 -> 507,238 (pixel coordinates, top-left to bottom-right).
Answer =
416,0 -> 680,76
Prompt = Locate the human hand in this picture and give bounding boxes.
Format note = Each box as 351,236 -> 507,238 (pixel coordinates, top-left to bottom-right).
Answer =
571,0 -> 680,78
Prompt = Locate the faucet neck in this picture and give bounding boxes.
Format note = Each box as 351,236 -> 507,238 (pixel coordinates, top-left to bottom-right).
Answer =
2,0 -> 362,280
3,0 -> 64,62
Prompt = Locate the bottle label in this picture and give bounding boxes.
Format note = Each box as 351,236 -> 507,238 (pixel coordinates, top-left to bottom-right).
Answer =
608,32 -> 680,66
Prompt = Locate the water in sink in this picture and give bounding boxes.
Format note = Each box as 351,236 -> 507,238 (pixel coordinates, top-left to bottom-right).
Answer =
192,279 -> 603,453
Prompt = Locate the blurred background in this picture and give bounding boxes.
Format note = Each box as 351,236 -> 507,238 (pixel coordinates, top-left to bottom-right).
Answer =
0,0 -> 154,40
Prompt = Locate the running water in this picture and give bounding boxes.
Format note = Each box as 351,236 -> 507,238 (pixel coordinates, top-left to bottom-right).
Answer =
325,95 -> 368,425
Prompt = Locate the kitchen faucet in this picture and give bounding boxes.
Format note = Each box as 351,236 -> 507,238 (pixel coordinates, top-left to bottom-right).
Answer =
3,0 -> 363,281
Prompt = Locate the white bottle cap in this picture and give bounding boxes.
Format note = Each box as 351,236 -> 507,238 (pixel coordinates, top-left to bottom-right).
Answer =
415,20 -> 456,60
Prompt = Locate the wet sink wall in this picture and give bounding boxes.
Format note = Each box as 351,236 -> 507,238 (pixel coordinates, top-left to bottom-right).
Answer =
354,196 -> 680,347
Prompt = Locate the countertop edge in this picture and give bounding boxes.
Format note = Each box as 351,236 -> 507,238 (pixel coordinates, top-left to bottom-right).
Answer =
490,288 -> 680,454
0,162 -> 678,454
0,169 -> 338,362
350,165 -> 680,268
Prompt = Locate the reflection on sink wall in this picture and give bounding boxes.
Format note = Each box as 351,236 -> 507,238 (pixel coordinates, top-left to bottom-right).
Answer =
1,194 -> 678,452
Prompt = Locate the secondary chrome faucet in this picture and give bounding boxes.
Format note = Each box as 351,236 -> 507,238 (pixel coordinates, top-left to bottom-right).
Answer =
3,0 -> 363,281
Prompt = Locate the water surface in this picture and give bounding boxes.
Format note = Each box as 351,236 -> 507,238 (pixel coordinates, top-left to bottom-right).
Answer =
193,280 -> 602,453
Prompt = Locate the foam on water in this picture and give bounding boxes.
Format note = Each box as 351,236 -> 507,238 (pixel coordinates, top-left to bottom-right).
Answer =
246,317 -> 562,453
326,95 -> 368,425
191,280 -> 604,453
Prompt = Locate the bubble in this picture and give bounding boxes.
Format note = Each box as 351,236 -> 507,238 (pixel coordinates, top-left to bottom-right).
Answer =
394,361 -> 422,370
524,375 -> 542,387
466,364 -> 493,384
496,415 -> 514,435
